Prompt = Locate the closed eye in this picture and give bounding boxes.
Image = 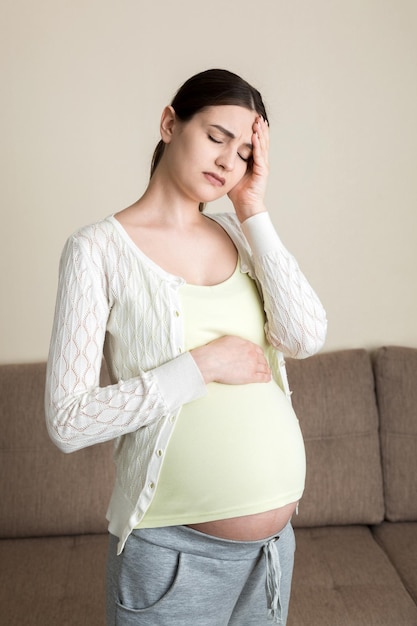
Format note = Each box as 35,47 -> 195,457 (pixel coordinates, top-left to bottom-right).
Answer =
208,133 -> 252,164
208,135 -> 222,144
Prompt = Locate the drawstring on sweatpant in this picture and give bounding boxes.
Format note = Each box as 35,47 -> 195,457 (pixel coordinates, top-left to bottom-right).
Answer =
263,537 -> 283,624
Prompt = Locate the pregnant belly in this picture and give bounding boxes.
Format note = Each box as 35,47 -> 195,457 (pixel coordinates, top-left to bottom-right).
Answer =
186,381 -> 301,539
140,379 -> 306,533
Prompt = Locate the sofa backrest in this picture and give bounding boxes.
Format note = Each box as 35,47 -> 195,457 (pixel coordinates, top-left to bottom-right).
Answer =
373,346 -> 417,522
0,362 -> 114,538
288,349 -> 385,527
3,347 -> 413,537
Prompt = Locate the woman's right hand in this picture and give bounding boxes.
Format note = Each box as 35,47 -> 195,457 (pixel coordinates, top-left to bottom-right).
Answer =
190,336 -> 271,385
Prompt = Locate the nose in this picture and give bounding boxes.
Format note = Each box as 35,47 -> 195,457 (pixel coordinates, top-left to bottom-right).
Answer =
216,147 -> 236,172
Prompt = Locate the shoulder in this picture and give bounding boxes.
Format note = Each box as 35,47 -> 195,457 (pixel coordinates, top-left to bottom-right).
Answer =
68,215 -> 117,246
207,211 -> 240,230
205,211 -> 244,241
60,216 -> 125,274
64,215 -> 125,255
207,211 -> 250,250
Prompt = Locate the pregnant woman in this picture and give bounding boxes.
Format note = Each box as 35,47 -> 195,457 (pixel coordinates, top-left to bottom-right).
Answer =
45,68 -> 327,625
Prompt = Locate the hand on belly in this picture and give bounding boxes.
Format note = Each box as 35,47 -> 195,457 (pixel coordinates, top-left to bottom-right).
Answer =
187,501 -> 298,541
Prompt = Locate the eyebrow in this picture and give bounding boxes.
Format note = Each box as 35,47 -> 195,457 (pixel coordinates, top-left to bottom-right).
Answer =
209,124 -> 253,151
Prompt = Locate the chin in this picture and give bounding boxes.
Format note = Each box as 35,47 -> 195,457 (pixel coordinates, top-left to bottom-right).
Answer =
201,189 -> 229,204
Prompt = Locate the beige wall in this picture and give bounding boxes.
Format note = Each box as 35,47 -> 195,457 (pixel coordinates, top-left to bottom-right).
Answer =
1,0 -> 417,364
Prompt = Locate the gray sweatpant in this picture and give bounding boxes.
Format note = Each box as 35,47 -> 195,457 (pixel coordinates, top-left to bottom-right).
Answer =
106,521 -> 295,625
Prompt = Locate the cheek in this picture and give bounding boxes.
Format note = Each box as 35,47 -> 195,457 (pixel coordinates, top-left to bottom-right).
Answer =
233,162 -> 249,183
224,171 -> 246,195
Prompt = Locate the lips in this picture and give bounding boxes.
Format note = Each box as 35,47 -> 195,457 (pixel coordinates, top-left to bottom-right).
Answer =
203,172 -> 226,187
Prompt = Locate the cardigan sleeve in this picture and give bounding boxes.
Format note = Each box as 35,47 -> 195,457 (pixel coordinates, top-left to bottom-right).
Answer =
45,234 -> 206,453
241,212 -> 327,359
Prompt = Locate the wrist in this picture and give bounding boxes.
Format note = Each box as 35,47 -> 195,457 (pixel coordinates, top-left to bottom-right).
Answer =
240,211 -> 283,256
235,204 -> 268,223
190,346 -> 213,384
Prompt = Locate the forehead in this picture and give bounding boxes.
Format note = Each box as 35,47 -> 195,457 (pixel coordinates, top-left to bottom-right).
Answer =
196,105 -> 257,138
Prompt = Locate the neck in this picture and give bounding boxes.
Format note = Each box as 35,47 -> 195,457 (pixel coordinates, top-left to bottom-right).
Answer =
136,168 -> 204,227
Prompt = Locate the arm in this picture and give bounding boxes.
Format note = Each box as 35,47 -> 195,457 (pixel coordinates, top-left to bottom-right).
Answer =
241,212 -> 327,359
45,234 -> 206,453
228,116 -> 327,358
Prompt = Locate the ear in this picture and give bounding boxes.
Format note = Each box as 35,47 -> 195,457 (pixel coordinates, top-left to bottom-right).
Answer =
160,106 -> 177,144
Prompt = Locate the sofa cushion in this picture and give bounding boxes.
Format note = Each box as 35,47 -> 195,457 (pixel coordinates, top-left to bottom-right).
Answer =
373,346 -> 417,521
287,349 -> 384,527
372,521 -> 417,604
0,363 -> 114,538
289,526 -> 417,626
0,534 -> 108,625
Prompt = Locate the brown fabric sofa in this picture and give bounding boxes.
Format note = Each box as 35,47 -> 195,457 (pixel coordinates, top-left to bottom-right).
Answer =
288,347 -> 417,625
1,346 -> 416,625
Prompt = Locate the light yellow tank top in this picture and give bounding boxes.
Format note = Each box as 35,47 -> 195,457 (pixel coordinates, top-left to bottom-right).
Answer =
138,261 -> 306,528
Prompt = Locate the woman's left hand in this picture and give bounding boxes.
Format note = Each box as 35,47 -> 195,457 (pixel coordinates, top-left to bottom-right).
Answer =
228,115 -> 270,222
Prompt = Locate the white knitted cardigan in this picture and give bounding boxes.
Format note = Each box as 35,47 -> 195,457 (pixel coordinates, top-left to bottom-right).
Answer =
45,211 -> 327,553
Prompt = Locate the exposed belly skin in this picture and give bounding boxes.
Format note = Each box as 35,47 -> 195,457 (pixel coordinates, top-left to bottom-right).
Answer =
187,501 -> 298,540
